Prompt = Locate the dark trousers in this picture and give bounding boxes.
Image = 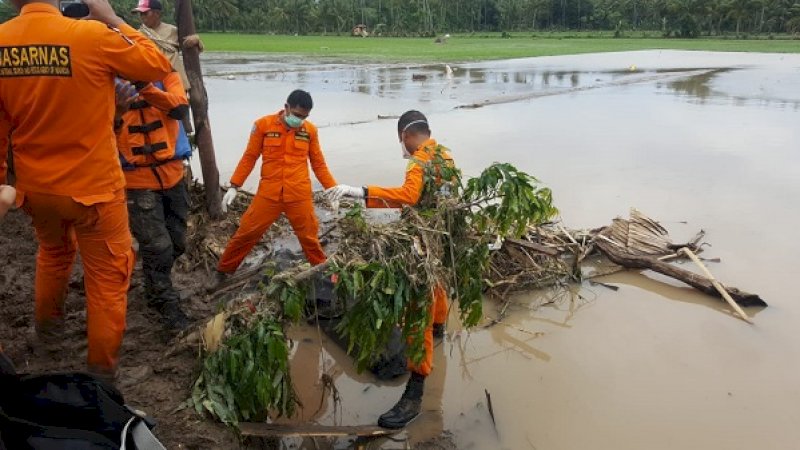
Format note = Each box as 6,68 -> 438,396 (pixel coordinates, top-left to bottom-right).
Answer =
126,181 -> 189,307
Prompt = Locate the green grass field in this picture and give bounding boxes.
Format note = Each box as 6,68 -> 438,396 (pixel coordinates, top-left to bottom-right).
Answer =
200,32 -> 800,62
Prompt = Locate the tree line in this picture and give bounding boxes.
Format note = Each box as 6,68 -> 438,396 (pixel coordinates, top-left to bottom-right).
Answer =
2,0 -> 800,37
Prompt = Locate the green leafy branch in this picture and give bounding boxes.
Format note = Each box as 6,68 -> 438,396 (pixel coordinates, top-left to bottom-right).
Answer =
190,301 -> 295,426
463,163 -> 559,237
191,159 -> 558,427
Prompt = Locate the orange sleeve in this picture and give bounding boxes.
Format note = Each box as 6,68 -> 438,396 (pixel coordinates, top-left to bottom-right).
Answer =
230,121 -> 264,188
138,72 -> 188,113
308,126 -> 337,190
98,23 -> 172,83
0,105 -> 9,185
366,162 -> 423,208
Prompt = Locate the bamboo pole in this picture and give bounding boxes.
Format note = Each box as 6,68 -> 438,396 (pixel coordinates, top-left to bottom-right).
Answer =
679,247 -> 753,324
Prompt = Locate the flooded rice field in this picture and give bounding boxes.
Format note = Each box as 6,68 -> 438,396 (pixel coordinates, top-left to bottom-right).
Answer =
198,50 -> 800,449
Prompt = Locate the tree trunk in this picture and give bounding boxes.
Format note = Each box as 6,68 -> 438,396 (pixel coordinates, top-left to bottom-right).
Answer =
758,6 -> 764,33
175,0 -> 224,220
595,238 -> 767,307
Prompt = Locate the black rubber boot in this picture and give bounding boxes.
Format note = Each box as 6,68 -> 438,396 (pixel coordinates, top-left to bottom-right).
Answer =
147,299 -> 191,333
378,371 -> 425,429
156,301 -> 191,332
432,323 -> 445,339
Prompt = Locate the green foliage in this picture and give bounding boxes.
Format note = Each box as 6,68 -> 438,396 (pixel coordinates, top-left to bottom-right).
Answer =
450,161 -> 557,325
464,163 -> 558,238
266,275 -> 307,322
191,312 -> 295,426
331,259 -> 431,371
664,0 -> 702,37
4,0 -> 800,38
197,33 -> 800,63
0,2 -> 16,23
417,145 -> 462,209
194,160 -> 557,426
344,201 -> 368,231
329,157 -> 557,372
170,0 -> 800,38
449,239 -> 489,326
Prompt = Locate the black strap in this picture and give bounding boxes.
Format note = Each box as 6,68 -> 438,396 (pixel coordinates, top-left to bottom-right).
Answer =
124,157 -> 178,173
149,165 -> 165,190
132,142 -> 168,156
5,143 -> 14,186
129,100 -> 149,110
128,120 -> 163,134
167,104 -> 189,120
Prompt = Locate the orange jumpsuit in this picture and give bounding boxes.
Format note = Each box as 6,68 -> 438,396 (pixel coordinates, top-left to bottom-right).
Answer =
0,4 -> 172,375
217,112 -> 337,271
365,138 -> 453,376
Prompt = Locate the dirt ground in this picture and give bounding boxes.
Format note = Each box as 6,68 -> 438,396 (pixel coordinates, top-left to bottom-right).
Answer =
0,193 -> 455,449
0,206 -> 240,448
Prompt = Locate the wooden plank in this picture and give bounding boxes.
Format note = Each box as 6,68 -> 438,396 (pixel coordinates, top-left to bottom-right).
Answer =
504,238 -> 559,257
239,423 -> 399,438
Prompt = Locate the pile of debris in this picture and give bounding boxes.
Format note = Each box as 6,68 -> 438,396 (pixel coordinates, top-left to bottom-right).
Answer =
178,168 -> 767,441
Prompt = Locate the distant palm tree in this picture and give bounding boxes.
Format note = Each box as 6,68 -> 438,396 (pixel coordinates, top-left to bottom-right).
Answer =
208,0 -> 239,31
0,2 -> 16,22
726,0 -> 757,35
785,2 -> 800,33
269,6 -> 291,32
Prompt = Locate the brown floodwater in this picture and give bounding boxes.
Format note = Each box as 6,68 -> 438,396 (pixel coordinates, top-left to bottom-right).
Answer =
197,50 -> 800,449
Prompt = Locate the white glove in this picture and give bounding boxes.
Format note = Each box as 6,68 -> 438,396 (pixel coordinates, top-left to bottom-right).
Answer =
221,187 -> 237,213
487,235 -> 504,251
326,184 -> 364,202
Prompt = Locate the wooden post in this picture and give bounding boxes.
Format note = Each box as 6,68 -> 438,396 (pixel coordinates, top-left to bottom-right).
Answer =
174,0 -> 223,219
595,234 -> 767,308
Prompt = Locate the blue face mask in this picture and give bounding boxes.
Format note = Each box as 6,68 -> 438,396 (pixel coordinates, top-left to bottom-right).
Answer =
285,113 -> 303,128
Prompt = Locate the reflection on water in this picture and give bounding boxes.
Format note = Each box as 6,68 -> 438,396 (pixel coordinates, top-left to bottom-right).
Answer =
666,68 -> 725,100
204,53 -> 800,113
661,68 -> 800,110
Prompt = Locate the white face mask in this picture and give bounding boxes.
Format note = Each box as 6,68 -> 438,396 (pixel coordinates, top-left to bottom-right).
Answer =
401,142 -> 411,159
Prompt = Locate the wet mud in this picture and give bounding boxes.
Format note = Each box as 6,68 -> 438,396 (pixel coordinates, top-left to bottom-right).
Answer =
0,208 -> 238,449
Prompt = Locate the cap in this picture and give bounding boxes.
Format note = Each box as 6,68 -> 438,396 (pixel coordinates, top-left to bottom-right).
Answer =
62,2 -> 90,18
131,0 -> 162,13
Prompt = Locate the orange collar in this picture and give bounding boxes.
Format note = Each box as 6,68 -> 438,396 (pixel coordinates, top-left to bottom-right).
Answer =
411,138 -> 438,156
21,3 -> 61,15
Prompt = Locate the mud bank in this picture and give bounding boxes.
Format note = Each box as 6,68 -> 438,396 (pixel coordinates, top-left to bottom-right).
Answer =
0,209 -> 237,448
0,202 -> 456,449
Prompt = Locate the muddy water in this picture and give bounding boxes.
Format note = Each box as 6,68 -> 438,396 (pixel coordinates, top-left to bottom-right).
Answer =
199,50 -> 800,449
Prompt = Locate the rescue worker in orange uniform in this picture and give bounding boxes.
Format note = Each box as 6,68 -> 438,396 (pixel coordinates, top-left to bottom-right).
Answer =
328,110 -> 453,428
114,72 -> 191,332
213,90 -> 342,283
0,0 -> 172,380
